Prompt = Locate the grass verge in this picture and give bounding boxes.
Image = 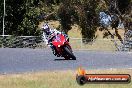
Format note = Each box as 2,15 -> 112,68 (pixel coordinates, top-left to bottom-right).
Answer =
0,69 -> 132,88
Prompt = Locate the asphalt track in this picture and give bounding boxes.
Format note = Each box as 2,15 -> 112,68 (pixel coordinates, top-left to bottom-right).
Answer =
0,48 -> 132,74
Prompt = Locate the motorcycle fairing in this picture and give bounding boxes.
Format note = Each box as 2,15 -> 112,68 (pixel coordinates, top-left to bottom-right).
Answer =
52,34 -> 72,54
52,34 -> 66,47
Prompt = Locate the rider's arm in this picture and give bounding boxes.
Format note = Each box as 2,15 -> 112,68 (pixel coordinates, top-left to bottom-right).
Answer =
52,29 -> 61,34
53,29 -> 69,38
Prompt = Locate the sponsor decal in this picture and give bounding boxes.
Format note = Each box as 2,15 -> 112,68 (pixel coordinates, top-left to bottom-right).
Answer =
76,67 -> 131,85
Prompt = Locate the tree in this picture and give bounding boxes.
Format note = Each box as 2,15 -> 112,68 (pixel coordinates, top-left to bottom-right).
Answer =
58,0 -> 99,43
0,0 -> 4,34
105,0 -> 131,43
1,0 -> 131,41
57,2 -> 72,34
4,0 -> 26,35
1,0 -> 46,36
75,0 -> 99,43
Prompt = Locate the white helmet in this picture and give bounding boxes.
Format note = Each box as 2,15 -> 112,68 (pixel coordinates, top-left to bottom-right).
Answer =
42,24 -> 50,34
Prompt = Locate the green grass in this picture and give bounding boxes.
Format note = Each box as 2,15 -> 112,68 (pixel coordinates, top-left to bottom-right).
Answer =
0,69 -> 132,88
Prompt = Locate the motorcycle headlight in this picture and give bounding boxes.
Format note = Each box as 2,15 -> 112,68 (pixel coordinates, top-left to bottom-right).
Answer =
58,45 -> 61,47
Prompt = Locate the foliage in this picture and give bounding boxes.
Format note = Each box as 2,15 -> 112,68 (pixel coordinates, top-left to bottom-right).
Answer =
57,2 -> 72,34
18,6 -> 41,36
1,0 -> 49,36
77,0 -> 99,42
57,0 -> 99,42
0,0 -> 131,42
4,0 -> 26,35
0,1 -> 4,34
117,0 -> 131,14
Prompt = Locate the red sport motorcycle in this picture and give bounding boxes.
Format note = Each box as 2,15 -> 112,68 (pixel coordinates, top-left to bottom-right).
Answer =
50,33 -> 76,60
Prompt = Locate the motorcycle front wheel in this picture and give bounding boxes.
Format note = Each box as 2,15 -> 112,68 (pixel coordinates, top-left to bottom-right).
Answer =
63,45 -> 76,60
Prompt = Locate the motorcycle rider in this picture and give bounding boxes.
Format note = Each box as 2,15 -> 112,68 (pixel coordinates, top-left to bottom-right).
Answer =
42,23 -> 68,56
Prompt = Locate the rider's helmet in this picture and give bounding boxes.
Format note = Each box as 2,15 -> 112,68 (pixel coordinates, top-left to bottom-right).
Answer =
42,24 -> 51,35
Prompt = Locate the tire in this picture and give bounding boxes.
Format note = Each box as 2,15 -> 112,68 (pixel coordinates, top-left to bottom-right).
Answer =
63,46 -> 76,60
76,75 -> 87,85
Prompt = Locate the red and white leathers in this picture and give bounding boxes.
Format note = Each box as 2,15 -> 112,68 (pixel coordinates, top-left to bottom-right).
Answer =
42,24 -> 61,45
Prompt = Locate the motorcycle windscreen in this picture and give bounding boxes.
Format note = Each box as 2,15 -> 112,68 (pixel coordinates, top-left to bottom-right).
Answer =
52,34 -> 66,47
